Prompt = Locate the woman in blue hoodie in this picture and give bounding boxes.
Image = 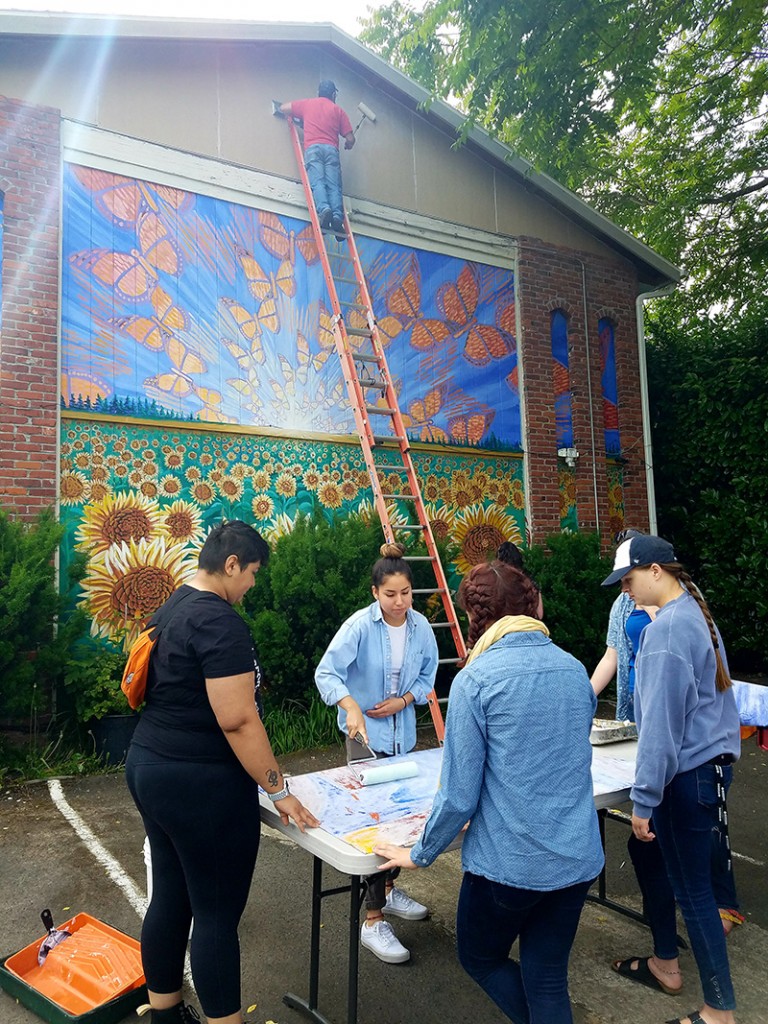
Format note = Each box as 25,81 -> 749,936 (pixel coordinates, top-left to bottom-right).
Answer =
315,541 -> 438,965
602,534 -> 740,1024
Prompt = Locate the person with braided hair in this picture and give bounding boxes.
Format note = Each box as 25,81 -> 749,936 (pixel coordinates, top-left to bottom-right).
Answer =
602,535 -> 740,1024
315,541 -> 438,964
374,560 -> 603,1023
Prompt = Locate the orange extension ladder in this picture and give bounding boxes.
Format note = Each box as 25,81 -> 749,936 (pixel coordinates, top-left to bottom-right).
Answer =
285,116 -> 466,741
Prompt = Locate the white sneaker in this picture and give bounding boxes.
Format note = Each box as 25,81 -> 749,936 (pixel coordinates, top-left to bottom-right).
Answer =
360,920 -> 410,963
382,886 -> 428,920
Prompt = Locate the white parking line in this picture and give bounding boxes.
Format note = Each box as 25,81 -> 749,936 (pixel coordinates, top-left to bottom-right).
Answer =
47,779 -> 193,988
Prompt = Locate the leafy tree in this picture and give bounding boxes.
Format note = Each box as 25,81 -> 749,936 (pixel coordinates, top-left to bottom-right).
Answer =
360,0 -> 768,312
646,296 -> 768,669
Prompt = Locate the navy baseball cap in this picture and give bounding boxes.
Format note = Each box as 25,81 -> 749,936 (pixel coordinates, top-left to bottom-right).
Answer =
601,535 -> 677,586
318,80 -> 338,98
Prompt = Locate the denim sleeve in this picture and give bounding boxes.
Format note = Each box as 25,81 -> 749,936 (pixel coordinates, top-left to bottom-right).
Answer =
606,594 -> 625,649
410,670 -> 485,866
314,620 -> 360,707
406,620 -> 439,705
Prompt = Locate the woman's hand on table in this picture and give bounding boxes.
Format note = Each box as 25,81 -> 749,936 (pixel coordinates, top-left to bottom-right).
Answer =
631,815 -> 655,842
366,696 -> 407,719
373,841 -> 418,870
275,794 -> 320,832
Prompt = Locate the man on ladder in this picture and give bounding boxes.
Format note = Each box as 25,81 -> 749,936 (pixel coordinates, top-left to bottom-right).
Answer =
280,81 -> 355,240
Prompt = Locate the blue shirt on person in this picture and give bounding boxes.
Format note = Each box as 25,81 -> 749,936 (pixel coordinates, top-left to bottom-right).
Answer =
410,631 -> 604,891
315,601 -> 438,755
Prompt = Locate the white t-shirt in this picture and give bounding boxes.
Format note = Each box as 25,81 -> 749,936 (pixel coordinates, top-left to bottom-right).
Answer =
385,620 -> 407,696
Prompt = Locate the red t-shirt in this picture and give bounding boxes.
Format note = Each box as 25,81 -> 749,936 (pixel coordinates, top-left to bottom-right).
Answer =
288,97 -> 354,149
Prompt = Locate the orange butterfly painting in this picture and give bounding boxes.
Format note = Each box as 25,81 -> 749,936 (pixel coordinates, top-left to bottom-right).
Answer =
61,370 -> 111,406
402,387 -> 449,443
437,264 -> 515,366
257,211 -> 319,298
72,167 -> 193,229
111,285 -> 189,351
384,257 -> 448,351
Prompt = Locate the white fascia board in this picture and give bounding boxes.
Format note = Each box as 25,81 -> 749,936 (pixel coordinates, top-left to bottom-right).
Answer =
62,120 -> 516,269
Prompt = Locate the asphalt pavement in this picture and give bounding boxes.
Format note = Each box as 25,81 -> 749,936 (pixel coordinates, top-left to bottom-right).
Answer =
0,739 -> 766,1024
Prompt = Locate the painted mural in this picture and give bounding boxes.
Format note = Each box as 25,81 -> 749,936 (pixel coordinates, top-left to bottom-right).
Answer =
58,164 -> 527,645
60,417 -> 525,648
61,165 -> 520,450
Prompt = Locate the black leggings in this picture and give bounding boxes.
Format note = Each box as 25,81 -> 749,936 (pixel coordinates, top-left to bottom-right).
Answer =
126,748 -> 261,1018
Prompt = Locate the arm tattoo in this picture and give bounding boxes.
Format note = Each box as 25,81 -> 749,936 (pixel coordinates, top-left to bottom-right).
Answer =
267,769 -> 280,789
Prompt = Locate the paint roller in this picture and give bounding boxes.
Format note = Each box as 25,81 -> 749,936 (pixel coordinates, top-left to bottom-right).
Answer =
353,102 -> 377,134
349,734 -> 418,786
356,760 -> 419,787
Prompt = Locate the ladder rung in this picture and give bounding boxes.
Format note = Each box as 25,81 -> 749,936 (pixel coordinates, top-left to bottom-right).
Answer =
366,405 -> 396,416
438,657 -> 463,665
381,492 -> 416,500
372,434 -> 405,443
353,353 -> 382,364
376,464 -> 407,472
403,555 -> 436,562
430,622 -> 456,629
359,378 -> 387,392
334,276 -> 358,284
412,587 -> 445,595
348,326 -> 374,337
340,300 -> 366,309
437,697 -> 449,705
392,524 -> 425,531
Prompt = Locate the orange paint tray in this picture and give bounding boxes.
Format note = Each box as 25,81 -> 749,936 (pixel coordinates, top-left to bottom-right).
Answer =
0,913 -> 147,1024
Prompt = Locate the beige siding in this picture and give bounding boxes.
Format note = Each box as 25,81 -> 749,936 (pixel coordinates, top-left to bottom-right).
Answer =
0,34 -> 617,260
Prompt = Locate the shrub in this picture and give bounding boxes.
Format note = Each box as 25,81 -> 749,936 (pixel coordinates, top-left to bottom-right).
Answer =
523,531 -> 614,671
241,511 -> 384,705
0,508 -> 86,721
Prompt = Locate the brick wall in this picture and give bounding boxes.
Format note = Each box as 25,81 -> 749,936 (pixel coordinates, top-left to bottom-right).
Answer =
517,236 -> 650,545
0,96 -> 60,518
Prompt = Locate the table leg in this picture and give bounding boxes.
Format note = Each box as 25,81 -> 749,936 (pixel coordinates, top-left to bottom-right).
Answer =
586,809 -> 686,948
346,875 -> 362,1024
283,856 -> 333,1024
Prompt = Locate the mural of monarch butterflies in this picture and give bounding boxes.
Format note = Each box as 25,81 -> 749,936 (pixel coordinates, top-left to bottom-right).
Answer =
71,167 -> 193,230
506,366 -> 519,391
61,369 -> 112,406
111,285 -> 189,351
448,411 -> 494,446
234,245 -> 272,301
553,362 -> 571,396
257,211 -> 320,298
437,264 -> 515,366
222,331 -> 265,368
70,248 -> 158,302
402,387 -> 449,443
221,298 -> 272,345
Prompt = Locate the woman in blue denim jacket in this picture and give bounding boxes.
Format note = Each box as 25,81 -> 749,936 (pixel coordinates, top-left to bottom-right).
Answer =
374,560 -> 603,1024
315,542 -> 438,965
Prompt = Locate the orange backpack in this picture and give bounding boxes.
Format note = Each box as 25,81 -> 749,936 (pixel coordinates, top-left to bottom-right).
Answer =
121,590 -> 200,710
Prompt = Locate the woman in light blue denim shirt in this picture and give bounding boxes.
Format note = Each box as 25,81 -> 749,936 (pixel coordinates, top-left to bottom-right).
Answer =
375,561 -> 603,1024
315,542 -> 438,965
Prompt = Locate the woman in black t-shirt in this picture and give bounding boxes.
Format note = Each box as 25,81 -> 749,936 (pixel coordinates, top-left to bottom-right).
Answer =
126,520 -> 319,1024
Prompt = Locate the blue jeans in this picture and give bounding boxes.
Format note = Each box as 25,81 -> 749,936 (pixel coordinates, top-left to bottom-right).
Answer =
629,803 -> 740,960
456,872 -> 593,1024
304,143 -> 343,221
651,763 -> 736,1010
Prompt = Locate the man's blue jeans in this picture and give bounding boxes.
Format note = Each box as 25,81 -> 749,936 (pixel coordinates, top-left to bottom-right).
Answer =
456,872 -> 593,1024
304,143 -> 343,221
652,763 -> 736,1010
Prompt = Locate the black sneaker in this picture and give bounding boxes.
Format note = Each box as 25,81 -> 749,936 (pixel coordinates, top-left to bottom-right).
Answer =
318,208 -> 332,229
